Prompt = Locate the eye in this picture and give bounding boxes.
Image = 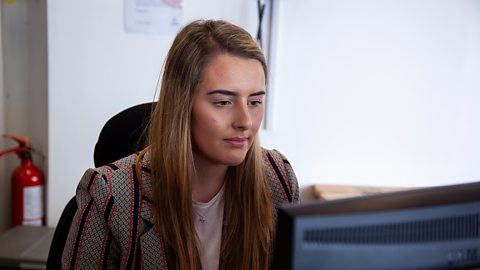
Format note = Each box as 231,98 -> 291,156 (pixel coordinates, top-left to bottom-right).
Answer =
213,100 -> 232,107
248,99 -> 263,107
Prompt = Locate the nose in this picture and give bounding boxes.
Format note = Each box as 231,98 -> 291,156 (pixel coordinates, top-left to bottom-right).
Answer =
233,103 -> 252,131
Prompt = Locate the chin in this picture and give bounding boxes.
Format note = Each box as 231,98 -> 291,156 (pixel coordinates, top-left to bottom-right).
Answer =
223,158 -> 246,166
221,153 -> 248,166
226,160 -> 245,166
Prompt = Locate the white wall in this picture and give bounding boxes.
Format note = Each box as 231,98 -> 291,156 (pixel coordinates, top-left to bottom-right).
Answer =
261,0 -> 480,188
47,0 -> 259,226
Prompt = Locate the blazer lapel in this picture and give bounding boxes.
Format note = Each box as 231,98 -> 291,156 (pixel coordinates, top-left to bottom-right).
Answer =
138,157 -> 169,269
139,205 -> 168,269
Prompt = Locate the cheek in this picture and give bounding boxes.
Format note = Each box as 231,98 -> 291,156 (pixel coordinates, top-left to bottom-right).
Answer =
251,109 -> 265,131
192,110 -> 224,140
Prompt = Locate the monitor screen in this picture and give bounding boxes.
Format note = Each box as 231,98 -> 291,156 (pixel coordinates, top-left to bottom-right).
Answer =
271,181 -> 480,270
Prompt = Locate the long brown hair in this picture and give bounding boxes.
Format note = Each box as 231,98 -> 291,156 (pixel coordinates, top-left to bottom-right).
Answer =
146,19 -> 273,270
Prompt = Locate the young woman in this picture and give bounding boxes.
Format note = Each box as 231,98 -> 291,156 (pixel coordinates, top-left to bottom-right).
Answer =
62,19 -> 299,270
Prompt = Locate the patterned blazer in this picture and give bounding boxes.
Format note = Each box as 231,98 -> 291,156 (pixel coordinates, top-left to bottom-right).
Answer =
62,148 -> 299,269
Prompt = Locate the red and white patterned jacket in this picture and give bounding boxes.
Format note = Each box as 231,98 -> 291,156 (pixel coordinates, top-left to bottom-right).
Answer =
62,148 -> 299,269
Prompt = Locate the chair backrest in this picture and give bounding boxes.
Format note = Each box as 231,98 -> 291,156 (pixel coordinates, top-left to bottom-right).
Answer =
46,197 -> 77,269
46,102 -> 155,269
94,102 -> 156,167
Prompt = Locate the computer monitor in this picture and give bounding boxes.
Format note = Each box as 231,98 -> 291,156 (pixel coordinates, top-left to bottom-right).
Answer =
271,181 -> 480,270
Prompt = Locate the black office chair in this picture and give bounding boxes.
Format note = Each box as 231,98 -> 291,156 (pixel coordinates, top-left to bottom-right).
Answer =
93,102 -> 155,168
46,197 -> 78,269
46,102 -> 156,269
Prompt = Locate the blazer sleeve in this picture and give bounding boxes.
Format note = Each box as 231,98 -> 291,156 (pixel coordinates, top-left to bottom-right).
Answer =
264,149 -> 300,204
273,149 -> 300,203
277,149 -> 300,203
62,168 -> 120,269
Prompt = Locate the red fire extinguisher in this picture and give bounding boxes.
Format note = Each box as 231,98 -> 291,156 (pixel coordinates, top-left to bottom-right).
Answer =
0,134 -> 45,226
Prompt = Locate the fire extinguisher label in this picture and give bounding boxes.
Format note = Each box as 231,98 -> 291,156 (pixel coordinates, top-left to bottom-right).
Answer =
23,186 -> 44,226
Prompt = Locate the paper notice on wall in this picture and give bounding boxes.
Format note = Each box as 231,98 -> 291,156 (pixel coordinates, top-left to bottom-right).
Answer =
124,0 -> 183,35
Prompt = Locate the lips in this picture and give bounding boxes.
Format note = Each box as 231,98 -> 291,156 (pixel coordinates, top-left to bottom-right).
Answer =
224,137 -> 248,148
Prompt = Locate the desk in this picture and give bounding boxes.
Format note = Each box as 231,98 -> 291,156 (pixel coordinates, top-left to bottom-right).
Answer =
0,226 -> 54,269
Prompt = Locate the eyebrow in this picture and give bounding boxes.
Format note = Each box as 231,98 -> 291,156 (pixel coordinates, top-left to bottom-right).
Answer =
207,89 -> 266,97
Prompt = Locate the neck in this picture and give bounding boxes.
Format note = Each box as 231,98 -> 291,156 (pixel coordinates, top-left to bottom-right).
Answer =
192,157 -> 228,203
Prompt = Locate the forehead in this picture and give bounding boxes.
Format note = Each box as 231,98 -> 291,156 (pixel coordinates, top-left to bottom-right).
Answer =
197,53 -> 266,93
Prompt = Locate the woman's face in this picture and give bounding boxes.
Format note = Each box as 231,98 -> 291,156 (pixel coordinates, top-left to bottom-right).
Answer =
191,53 -> 266,168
